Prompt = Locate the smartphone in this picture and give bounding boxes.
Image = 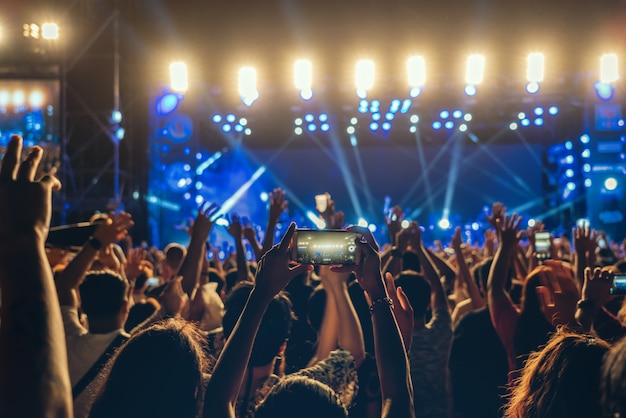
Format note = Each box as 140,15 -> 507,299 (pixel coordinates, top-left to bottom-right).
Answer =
535,231 -> 551,260
610,274 -> 626,295
146,277 -> 160,287
292,229 -> 358,265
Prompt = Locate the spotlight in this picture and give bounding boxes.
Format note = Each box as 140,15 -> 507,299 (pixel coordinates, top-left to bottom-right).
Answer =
305,113 -> 315,122
320,123 -> 330,132
347,126 -> 356,134
260,192 -> 269,202
368,224 -> 377,233
319,113 -> 328,122
385,112 -> 395,121
580,134 -> 590,144
300,89 -> 313,100
452,110 -> 463,119
222,124 -> 232,133
600,54 -> 619,84
594,81 -> 614,101
565,169 -> 574,177
369,122 -> 379,131
294,59 -> 313,97
584,179 -> 592,187
115,127 -> 125,140
244,128 -> 252,136
459,124 -> 468,132
463,113 -> 472,121
464,85 -> 477,96
566,182 -> 576,191
350,117 -> 358,125
307,124 -> 317,132
409,126 -> 417,133
432,121 -> 442,130
295,127 -> 303,135
407,55 -> 426,90
355,60 -> 375,98
565,141 -> 573,150
226,114 -> 236,123
111,110 -> 122,123
400,99 -> 412,113
239,118 -> 248,126
509,122 -> 518,130
170,62 -> 188,92
440,110 -> 450,119
521,119 -> 530,127
401,220 -> 410,229
382,122 -> 391,131
583,163 -> 591,172
528,219 -> 536,227
534,107 -> 544,116
212,114 -> 223,123
29,91 -> 44,108
409,87 -> 422,97
239,66 -> 259,106
41,23 -> 59,40
438,218 -> 451,229
444,121 -> 454,130
605,177 -> 618,191
518,112 -> 526,120
466,54 -> 485,85
234,124 -> 244,132
582,149 -> 590,158
409,114 -> 419,123
526,82 -> 540,94
548,106 -> 559,115
372,113 -> 381,121
294,118 -> 303,126
471,222 -> 480,231
534,118 -> 544,126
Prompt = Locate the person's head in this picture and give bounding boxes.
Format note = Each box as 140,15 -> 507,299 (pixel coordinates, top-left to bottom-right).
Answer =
162,243 -> 187,279
254,375 -> 347,418
79,270 -> 129,324
89,318 -> 208,418
394,270 -> 431,319
602,333 -> 626,417
222,282 -> 294,367
505,329 -> 610,418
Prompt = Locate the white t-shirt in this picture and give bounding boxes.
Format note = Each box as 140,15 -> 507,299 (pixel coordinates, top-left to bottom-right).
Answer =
61,306 -> 128,386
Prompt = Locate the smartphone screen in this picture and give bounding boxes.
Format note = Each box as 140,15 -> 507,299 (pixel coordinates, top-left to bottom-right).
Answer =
611,275 -> 626,295
535,231 -> 551,259
294,229 -> 357,265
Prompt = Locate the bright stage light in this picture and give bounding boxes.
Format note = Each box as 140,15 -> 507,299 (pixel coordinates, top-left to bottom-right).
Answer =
111,109 -> 122,123
369,122 -> 378,131
521,118 -> 530,127
410,114 -> 419,124
239,118 -> 248,126
466,54 -> 485,85
534,118 -> 544,126
600,54 -> 618,83
306,211 -> 326,229
0,91 -> 9,107
170,62 -> 188,92
438,218 -> 451,230
319,113 -> 328,122
295,127 -> 303,135
226,114 -> 236,123
115,127 -> 125,140
347,126 -> 356,135
321,123 -> 330,132
350,134 -> 358,146
582,149 -> 590,158
368,224 -> 377,233
452,110 -> 463,119
565,169 -> 574,177
407,55 -> 426,89
565,141 -> 573,150
409,126 -> 417,133
534,106 -> 544,116
566,182 -> 576,191
238,66 -> 259,106
464,84 -> 477,96
357,218 -> 368,227
459,124 -> 468,132
444,121 -> 454,130
260,192 -> 269,202
222,124 -> 232,133
12,91 -> 25,106
594,81 -> 614,101
212,114 -> 222,123
527,53 -> 544,83
307,124 -> 317,132
527,218 -> 536,228
401,220 -> 410,229
244,128 -> 252,136
294,59 -> 313,95
41,23 -> 59,40
355,60 -> 375,98
526,82 -> 539,94
471,222 -> 480,231
440,110 -> 450,119
305,114 -> 314,122
463,113 -> 472,121
605,177 -> 618,191
29,91 -> 44,108
382,122 -> 391,131
372,113 -> 381,121
548,106 -> 559,115
509,122 -> 518,130
385,112 -> 395,121
583,163 -> 591,172
432,121 -> 442,130
409,87 -> 422,97
584,179 -> 592,188
518,112 -> 526,120
401,99 -> 412,113
350,117 -> 358,125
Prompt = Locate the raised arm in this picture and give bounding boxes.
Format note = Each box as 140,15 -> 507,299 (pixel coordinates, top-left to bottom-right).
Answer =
339,226 -> 415,418
451,227 -> 485,309
0,136 -> 72,418
226,213 -> 250,285
242,217 -> 263,260
573,225 -> 598,289
177,202 -> 219,298
261,188 -> 288,255
410,222 -> 447,311
203,223 -> 311,418
55,212 -> 133,307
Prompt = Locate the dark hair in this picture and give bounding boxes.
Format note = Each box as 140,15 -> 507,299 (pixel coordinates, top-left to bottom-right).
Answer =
254,375 -> 348,418
505,329 -> 609,418
222,282 -> 294,367
79,270 -> 128,318
307,286 -> 327,333
401,251 -> 421,273
602,332 -> 626,417
89,318 -> 208,418
394,270 -> 431,318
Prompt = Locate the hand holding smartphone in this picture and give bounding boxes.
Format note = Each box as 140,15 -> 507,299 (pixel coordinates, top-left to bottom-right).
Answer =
292,228 -> 358,265
535,231 -> 551,261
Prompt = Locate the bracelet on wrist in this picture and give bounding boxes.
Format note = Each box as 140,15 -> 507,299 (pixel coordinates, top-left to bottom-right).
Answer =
576,299 -> 596,310
87,236 -> 103,251
369,297 -> 393,313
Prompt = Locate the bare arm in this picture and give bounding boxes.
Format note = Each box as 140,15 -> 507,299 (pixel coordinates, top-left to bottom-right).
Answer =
227,214 -> 250,285
451,227 -> 484,310
261,188 -> 288,255
0,136 -> 73,418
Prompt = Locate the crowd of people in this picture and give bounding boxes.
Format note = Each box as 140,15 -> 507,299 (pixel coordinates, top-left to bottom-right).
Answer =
2,132 -> 626,418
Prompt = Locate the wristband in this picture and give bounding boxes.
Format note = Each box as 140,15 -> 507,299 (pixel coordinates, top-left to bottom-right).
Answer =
369,297 -> 393,312
576,299 -> 595,310
88,236 -> 103,251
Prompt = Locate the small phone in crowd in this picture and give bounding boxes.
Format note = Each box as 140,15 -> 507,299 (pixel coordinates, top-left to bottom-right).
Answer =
292,229 -> 358,265
610,274 -> 626,295
535,231 -> 551,260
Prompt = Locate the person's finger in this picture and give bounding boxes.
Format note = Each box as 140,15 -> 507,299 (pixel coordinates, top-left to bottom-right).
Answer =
384,272 -> 398,300
397,286 -> 414,315
330,265 -> 355,274
278,222 -> 296,251
17,146 -> 43,182
536,286 -> 555,308
288,262 -> 313,278
39,174 -> 62,191
0,135 -> 23,181
346,225 -> 379,252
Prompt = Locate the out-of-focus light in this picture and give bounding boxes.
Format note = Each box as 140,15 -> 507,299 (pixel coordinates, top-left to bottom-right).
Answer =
605,177 -> 618,191
355,60 -> 375,97
305,114 -> 314,123
294,59 -> 313,92
157,93 -> 181,116
372,113 -> 381,121
244,128 -> 252,136
300,89 -> 313,100
528,219 -> 536,228
444,121 -> 454,129
400,99 -> 412,113
260,192 -> 269,202
347,126 -> 356,135
357,218 -> 368,227
369,122 -> 379,131
295,118 -> 303,126
534,106 -> 544,116
41,23 -> 59,40
234,124 -> 244,133
534,118 -> 544,126
29,91 -> 44,108
582,149 -> 591,158
115,127 -> 125,140
385,112 -> 395,121
526,82 -> 540,94
295,127 -> 303,135
594,81 -> 614,101
466,54 -> 485,85
584,178 -> 592,188
407,55 -> 426,88
319,113 -> 328,122
195,181 -> 203,190
565,155 -> 574,164
464,113 -> 472,121
306,211 -> 326,229
565,141 -> 573,150
565,168 -> 574,177
600,53 -> 619,83
239,66 -> 259,106
111,109 -> 122,123
459,124 -> 468,132
471,222 -> 480,231
350,117 -> 358,125
226,114 -> 236,123
410,114 -> 419,124
521,118 -> 531,127
566,182 -> 576,191
438,218 -> 451,229
464,84 -> 477,96
401,219 -> 410,229
548,106 -> 559,115
518,112 -> 526,120
526,53 -> 544,83
222,124 -> 232,133
409,126 -> 417,133
432,121 -> 442,130
212,114 -> 222,123
350,134 -> 358,147
409,87 -> 422,97
509,122 -> 518,130
0,91 -> 9,107
452,110 -> 463,119
382,122 -> 391,131
170,62 -> 188,92
239,118 -> 248,126
321,123 -> 330,132
440,110 -> 450,119
580,134 -> 590,144
307,124 -> 317,132
368,224 -> 377,233
12,90 -> 25,106
583,163 -> 591,172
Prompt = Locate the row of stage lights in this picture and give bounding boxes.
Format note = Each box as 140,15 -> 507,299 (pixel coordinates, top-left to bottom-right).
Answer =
170,53 -> 621,104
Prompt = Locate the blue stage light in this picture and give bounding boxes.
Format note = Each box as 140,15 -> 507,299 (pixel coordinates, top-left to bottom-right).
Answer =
594,82 -> 614,101
319,113 -> 328,122
526,82 -> 540,94
390,99 -> 401,112
409,87 -> 421,97
156,93 -> 181,116
440,110 -> 450,119
580,134 -> 590,144
534,118 -> 544,126
370,122 -> 379,131
548,106 -> 559,115
358,106 -> 368,114
385,112 -> 395,121
212,114 -> 222,124
521,118 -> 530,127
372,113 -> 381,121
308,124 -> 317,132
565,141 -> 573,150
452,110 -> 463,119
565,169 -> 574,178
464,85 -> 477,96
444,121 -> 454,130
382,122 -> 391,131
360,99 -> 368,108
432,121 -> 442,130
321,123 -> 330,132
234,124 -> 244,132
534,107 -> 544,116
222,124 -> 232,133
401,99 -> 412,113
305,113 -> 314,123
226,114 -> 236,123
